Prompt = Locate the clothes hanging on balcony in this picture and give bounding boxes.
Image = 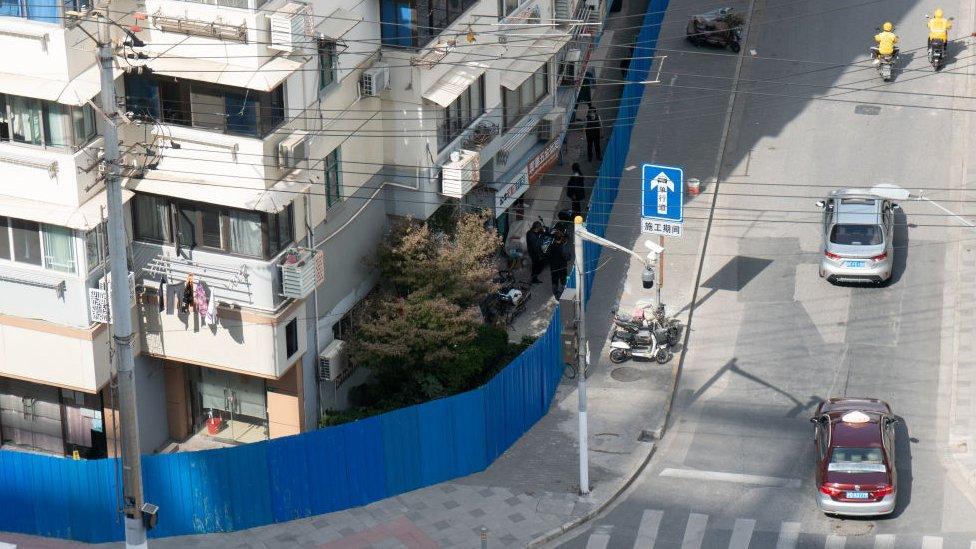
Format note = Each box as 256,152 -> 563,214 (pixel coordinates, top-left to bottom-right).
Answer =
181,274 -> 195,314
158,276 -> 167,312
205,286 -> 217,327
194,280 -> 209,323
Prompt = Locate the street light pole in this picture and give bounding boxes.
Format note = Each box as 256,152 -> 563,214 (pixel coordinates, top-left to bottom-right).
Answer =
572,216 -> 590,496
97,14 -> 147,549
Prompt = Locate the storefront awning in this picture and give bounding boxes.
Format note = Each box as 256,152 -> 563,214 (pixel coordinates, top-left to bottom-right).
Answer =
146,55 -> 302,92
422,61 -> 489,108
0,189 -> 133,230
0,64 -> 122,106
320,8 -> 363,39
499,30 -> 572,90
128,173 -> 309,213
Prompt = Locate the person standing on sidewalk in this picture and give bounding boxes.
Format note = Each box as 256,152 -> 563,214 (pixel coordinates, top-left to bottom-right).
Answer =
585,106 -> 602,162
548,230 -> 571,298
526,221 -> 547,284
567,163 -> 586,219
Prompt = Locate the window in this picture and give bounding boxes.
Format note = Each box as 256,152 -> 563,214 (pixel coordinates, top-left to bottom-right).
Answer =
0,217 -> 9,260
123,75 -> 285,138
132,193 -> 294,260
10,218 -> 41,266
502,63 -> 549,131
324,148 -> 343,209
498,0 -> 522,17
133,193 -> 171,243
317,39 -> 337,91
437,75 -> 485,150
0,0 -> 60,23
380,0 -> 478,48
829,224 -> 883,246
85,223 -> 107,272
42,225 -> 76,273
0,93 -> 97,148
285,318 -> 298,358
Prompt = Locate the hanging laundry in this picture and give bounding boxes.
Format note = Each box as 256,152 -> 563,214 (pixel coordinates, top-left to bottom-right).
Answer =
158,276 -> 166,312
195,280 -> 209,323
206,285 -> 217,326
180,274 -> 194,314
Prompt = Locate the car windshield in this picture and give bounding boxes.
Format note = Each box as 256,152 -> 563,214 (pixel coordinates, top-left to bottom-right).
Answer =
830,224 -> 883,246
828,447 -> 886,473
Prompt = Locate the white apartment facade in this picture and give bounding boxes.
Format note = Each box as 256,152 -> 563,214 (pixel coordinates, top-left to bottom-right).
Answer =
0,0 -> 602,457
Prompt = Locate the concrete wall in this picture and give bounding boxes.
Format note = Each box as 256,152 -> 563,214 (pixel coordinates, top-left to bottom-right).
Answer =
0,138 -> 104,208
134,355 -> 170,453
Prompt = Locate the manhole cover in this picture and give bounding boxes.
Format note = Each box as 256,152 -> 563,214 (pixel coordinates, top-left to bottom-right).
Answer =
611,367 -> 645,382
854,104 -> 882,115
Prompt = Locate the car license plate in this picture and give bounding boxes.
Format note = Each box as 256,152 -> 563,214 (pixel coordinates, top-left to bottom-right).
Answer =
844,260 -> 866,268
846,491 -> 869,499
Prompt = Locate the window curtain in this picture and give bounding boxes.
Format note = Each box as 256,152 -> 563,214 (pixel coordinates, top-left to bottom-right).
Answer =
9,96 -> 41,145
10,218 -> 41,265
225,92 -> 257,136
42,103 -> 69,147
25,0 -> 58,23
85,225 -> 105,271
381,0 -> 414,48
72,105 -> 96,145
42,225 -> 76,273
0,217 -> 10,260
229,210 -> 263,257
134,194 -> 170,242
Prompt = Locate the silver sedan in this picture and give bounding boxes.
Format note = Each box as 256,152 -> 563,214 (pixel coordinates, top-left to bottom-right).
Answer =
816,189 -> 898,285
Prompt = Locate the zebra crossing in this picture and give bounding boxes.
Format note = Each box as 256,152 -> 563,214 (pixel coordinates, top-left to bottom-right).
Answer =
574,510 -> 976,548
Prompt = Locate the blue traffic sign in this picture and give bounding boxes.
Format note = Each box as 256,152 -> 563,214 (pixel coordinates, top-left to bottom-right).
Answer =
641,164 -> 684,223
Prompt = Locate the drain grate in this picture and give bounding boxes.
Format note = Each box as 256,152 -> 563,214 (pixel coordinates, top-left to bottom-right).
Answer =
854,104 -> 882,115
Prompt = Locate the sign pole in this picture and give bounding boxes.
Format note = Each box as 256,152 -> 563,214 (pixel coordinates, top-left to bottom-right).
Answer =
657,235 -> 664,308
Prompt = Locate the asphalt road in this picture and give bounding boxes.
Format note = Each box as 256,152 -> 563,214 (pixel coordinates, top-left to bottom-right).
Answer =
557,0 -> 976,545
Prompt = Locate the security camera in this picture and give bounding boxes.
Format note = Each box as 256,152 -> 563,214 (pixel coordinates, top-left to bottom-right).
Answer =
643,239 -> 664,255
641,267 -> 655,289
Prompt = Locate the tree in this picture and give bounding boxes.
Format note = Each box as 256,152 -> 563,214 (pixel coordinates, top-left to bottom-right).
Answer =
346,290 -> 481,399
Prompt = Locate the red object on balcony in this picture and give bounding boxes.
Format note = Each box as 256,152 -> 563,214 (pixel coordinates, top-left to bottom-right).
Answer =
206,414 -> 222,435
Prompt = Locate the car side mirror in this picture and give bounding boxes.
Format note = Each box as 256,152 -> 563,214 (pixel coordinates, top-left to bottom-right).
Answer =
815,201 -> 825,209
809,417 -> 818,424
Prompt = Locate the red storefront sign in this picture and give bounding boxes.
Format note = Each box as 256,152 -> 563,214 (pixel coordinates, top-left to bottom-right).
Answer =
527,138 -> 561,184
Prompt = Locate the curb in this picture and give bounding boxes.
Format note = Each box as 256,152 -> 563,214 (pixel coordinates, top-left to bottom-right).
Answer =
526,443 -> 656,548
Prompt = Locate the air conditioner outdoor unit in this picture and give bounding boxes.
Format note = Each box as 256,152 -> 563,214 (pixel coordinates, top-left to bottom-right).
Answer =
560,48 -> 582,84
268,2 -> 307,52
538,112 -> 563,142
278,133 -> 308,170
318,339 -> 347,382
360,64 -> 389,97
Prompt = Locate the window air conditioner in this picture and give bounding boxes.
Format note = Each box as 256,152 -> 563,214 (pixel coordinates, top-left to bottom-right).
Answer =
318,339 -> 347,382
360,64 -> 389,97
268,2 -> 308,52
278,133 -> 308,170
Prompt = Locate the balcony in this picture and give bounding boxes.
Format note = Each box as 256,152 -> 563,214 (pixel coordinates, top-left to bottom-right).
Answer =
0,138 -> 104,207
132,243 -> 309,379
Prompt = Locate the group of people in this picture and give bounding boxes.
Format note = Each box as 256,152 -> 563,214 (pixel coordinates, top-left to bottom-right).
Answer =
872,9 -> 952,60
526,221 -> 573,299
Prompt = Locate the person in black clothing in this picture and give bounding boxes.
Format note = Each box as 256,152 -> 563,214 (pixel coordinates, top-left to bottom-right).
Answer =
548,230 -> 571,299
584,106 -> 602,162
525,221 -> 547,284
567,162 -> 585,219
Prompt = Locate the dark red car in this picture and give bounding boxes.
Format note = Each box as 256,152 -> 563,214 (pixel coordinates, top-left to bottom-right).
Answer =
810,398 -> 899,516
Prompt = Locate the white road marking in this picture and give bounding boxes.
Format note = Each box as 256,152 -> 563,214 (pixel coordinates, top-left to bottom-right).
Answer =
728,518 -> 756,549
586,532 -> 610,549
681,513 -> 708,549
874,534 -> 895,549
659,467 -> 802,488
633,510 -> 663,549
921,536 -> 943,549
775,522 -> 801,549
825,534 -> 846,549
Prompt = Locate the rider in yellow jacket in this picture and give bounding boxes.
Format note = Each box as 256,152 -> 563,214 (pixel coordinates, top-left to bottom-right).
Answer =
928,9 -> 952,46
874,22 -> 899,60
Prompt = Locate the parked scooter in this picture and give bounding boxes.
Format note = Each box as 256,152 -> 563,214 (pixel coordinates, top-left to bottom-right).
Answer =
608,305 -> 676,364
686,7 -> 744,52
481,270 -> 531,325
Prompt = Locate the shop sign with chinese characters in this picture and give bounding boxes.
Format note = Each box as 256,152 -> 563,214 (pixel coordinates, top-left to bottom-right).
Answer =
495,168 -> 530,217
527,138 -> 561,184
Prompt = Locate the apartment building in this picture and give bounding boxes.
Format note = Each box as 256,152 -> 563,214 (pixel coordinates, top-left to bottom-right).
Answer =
0,0 -> 153,458
0,0 -> 602,457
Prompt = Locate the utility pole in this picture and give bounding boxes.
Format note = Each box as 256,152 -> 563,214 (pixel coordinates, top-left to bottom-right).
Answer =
656,235 -> 664,308
97,13 -> 147,549
572,216 -> 589,495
